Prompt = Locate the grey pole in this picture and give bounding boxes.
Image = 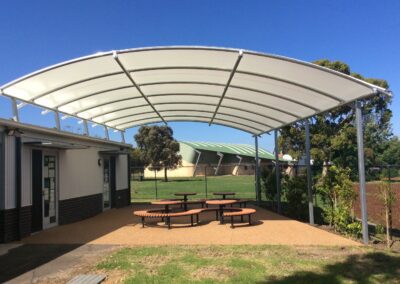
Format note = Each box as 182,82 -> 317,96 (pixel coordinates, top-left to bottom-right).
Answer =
255,135 -> 261,203
11,98 -> 19,122
356,100 -> 369,244
54,111 -> 61,130
104,126 -> 110,140
305,119 -> 314,225
274,130 -> 281,213
83,120 -> 89,135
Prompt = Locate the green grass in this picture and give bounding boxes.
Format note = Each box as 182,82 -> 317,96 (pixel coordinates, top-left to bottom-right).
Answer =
131,175 -> 257,201
96,245 -> 400,283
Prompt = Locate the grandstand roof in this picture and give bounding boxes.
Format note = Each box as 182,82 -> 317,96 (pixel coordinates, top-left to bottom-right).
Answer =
180,141 -> 276,160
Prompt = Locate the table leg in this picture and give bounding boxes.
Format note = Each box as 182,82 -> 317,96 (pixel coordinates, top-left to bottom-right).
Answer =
165,205 -> 169,225
220,205 -> 225,224
184,196 -> 188,211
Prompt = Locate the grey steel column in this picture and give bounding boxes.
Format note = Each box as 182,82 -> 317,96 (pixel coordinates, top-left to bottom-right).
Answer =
11,98 -> 19,122
255,135 -> 261,203
84,120 -> 89,135
356,101 -> 369,244
274,130 -> 281,213
54,111 -> 61,130
104,126 -> 110,140
305,120 -> 314,225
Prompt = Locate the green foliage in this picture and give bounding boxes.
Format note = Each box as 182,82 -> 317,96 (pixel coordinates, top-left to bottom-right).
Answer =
316,166 -> 356,232
134,125 -> 182,181
375,224 -> 385,235
281,175 -> 308,220
381,137 -> 400,166
261,166 -> 279,202
129,148 -> 145,168
279,59 -> 392,180
346,222 -> 362,238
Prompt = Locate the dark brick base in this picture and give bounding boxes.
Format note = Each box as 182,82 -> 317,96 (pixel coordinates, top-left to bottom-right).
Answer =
115,188 -> 131,208
0,206 -> 32,243
59,194 -> 102,225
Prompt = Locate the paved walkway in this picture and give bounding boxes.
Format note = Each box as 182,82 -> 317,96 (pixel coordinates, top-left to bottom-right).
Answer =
2,204 -> 361,283
22,204 -> 360,246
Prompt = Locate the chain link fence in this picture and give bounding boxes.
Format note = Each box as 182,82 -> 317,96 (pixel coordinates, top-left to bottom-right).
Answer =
130,164 -> 258,201
130,163 -> 400,232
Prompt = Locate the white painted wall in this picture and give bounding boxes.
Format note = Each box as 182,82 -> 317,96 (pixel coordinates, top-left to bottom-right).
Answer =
59,148 -> 103,200
116,154 -> 128,190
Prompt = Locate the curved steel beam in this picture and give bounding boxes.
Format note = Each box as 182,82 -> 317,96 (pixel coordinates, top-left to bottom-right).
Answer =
78,93 -> 302,120
29,66 -> 341,108
116,115 -> 264,134
210,50 -> 243,125
99,102 -> 286,124
57,80 -> 321,114
105,109 -> 275,129
112,51 -> 167,125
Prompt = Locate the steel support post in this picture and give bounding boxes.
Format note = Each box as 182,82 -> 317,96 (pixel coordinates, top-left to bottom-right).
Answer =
274,130 -> 281,213
121,131 -> 126,143
54,111 -> 61,130
356,101 -> 369,244
83,120 -> 89,135
255,135 -> 261,203
305,119 -> 314,225
11,98 -> 19,122
104,126 -> 109,140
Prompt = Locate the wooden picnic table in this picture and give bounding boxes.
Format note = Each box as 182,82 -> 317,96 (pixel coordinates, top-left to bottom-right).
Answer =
213,192 -> 236,199
151,200 -> 182,213
206,199 -> 237,224
174,192 -> 197,210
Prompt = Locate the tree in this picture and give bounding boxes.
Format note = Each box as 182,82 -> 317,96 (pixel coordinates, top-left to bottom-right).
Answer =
279,60 -> 392,179
134,125 -> 182,182
377,181 -> 396,248
380,137 -> 400,165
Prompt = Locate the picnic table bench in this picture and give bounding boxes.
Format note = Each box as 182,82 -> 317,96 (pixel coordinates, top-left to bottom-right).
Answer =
134,208 -> 203,229
223,208 -> 256,228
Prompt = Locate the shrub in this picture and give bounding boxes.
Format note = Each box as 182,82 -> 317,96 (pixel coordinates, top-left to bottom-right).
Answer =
346,222 -> 362,238
282,175 -> 308,220
316,166 -> 356,233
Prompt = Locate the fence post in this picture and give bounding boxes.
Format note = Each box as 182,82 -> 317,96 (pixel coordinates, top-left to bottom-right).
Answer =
274,129 -> 282,213
154,170 -> 158,199
205,166 -> 208,199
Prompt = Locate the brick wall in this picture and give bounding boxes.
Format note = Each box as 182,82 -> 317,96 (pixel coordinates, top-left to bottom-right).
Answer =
353,183 -> 400,229
59,193 -> 102,225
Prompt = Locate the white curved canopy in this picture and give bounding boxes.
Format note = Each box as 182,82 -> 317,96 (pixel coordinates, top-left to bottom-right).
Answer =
0,46 -> 388,135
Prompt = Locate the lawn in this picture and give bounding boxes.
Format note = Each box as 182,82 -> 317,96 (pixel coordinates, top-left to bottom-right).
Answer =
95,245 -> 400,283
131,175 -> 257,201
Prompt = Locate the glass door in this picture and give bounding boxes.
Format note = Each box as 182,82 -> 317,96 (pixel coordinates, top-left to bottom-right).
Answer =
103,157 -> 111,210
42,153 -> 57,229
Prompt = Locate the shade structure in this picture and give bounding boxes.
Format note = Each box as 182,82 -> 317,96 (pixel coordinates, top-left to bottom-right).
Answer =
0,46 -> 389,135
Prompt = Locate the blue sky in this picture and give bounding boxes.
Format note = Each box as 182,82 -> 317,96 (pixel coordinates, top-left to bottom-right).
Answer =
0,0 -> 398,150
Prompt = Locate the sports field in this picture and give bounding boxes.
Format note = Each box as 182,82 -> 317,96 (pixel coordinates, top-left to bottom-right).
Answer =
131,175 -> 257,201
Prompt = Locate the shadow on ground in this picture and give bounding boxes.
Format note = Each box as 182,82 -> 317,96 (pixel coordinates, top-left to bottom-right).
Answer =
0,244 -> 80,282
263,252 -> 400,283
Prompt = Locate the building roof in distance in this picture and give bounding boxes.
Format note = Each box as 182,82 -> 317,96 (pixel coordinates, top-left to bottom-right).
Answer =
180,141 -> 275,160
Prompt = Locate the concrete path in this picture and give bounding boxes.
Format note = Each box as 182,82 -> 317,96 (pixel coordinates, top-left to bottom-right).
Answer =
22,204 -> 360,246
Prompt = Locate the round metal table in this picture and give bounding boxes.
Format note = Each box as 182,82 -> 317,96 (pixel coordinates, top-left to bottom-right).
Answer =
174,192 -> 197,210
213,192 -> 236,199
206,199 -> 237,224
151,200 -> 182,213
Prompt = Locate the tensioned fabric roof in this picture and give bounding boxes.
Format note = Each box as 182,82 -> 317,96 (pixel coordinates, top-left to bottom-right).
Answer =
0,46 -> 389,135
181,141 -> 275,160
